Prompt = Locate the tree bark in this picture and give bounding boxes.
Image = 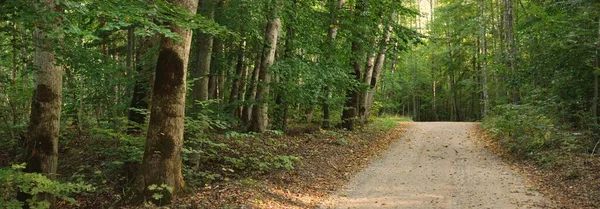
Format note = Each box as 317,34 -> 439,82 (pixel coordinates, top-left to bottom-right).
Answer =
230,40 -> 246,104
321,0 -> 346,129
594,15 -> 600,124
235,65 -> 249,118
127,27 -> 135,71
132,0 -> 198,205
341,0 -> 365,130
365,18 -> 393,122
191,1 -> 215,102
481,0 -> 490,117
243,55 -> 261,124
341,41 -> 363,130
19,0 -> 63,206
208,38 -> 221,100
217,64 -> 226,100
249,2 -> 281,133
360,53 -> 376,123
504,0 -> 520,104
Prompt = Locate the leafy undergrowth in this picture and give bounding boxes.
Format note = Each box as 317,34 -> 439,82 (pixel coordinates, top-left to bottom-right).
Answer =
38,116 -> 409,208
475,126 -> 600,209
175,117 -> 410,208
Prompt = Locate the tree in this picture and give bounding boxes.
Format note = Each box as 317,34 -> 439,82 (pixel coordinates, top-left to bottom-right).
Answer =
341,0 -> 366,131
480,0 -> 490,116
132,0 -> 198,205
364,13 -> 394,122
249,0 -> 281,133
19,0 -> 63,206
322,0 -> 346,129
191,0 -> 216,103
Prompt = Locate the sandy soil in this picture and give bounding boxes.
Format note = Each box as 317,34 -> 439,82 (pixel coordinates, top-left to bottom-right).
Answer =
321,122 -> 554,209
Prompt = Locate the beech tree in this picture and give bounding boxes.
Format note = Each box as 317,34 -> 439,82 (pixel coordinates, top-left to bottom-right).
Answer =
191,0 -> 216,102
19,0 -> 63,206
249,0 -> 281,133
131,0 -> 198,205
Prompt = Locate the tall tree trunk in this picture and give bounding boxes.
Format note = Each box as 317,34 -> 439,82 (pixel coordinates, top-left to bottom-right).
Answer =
249,1 -> 281,133
481,0 -> 490,117
19,0 -> 63,206
191,0 -> 215,102
208,38 -> 221,100
365,17 -> 393,122
127,36 -> 157,134
321,0 -> 346,129
341,0 -> 365,131
243,56 -> 261,124
132,0 -> 198,205
217,64 -> 226,100
360,53 -> 376,123
504,0 -> 519,104
235,65 -> 249,118
274,75 -> 288,131
274,1 -> 296,131
230,40 -> 246,104
341,41 -> 362,130
127,27 -> 135,71
594,15 -> 600,124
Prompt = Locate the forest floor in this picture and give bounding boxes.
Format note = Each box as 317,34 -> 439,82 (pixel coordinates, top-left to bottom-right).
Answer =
173,117 -> 410,208
48,119 -> 600,208
321,122 -> 553,209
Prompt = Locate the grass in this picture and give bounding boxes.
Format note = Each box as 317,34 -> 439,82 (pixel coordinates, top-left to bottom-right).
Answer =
369,116 -> 412,131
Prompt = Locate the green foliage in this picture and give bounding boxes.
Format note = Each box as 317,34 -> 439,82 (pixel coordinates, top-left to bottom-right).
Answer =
0,164 -> 94,209
182,106 -> 300,186
484,105 -> 558,152
371,116 -> 412,132
482,104 -> 580,165
147,184 -> 173,201
91,126 -> 145,163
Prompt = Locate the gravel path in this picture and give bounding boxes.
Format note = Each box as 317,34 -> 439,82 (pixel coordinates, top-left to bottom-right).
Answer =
321,122 -> 553,209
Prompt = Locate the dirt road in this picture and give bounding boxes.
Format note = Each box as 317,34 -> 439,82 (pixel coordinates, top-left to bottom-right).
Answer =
321,122 -> 553,209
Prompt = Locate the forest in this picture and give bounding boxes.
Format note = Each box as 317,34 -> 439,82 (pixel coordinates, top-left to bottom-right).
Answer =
1,0 -> 599,208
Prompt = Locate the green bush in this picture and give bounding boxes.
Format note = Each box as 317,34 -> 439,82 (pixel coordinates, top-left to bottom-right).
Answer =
182,106 -> 300,187
0,164 -> 94,209
482,104 -> 577,163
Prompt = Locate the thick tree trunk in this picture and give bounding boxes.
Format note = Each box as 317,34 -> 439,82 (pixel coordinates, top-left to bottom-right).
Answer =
127,36 -> 156,134
341,0 -> 365,130
132,0 -> 198,205
19,0 -> 63,206
249,7 -> 281,133
191,0 -> 215,102
341,41 -> 363,130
